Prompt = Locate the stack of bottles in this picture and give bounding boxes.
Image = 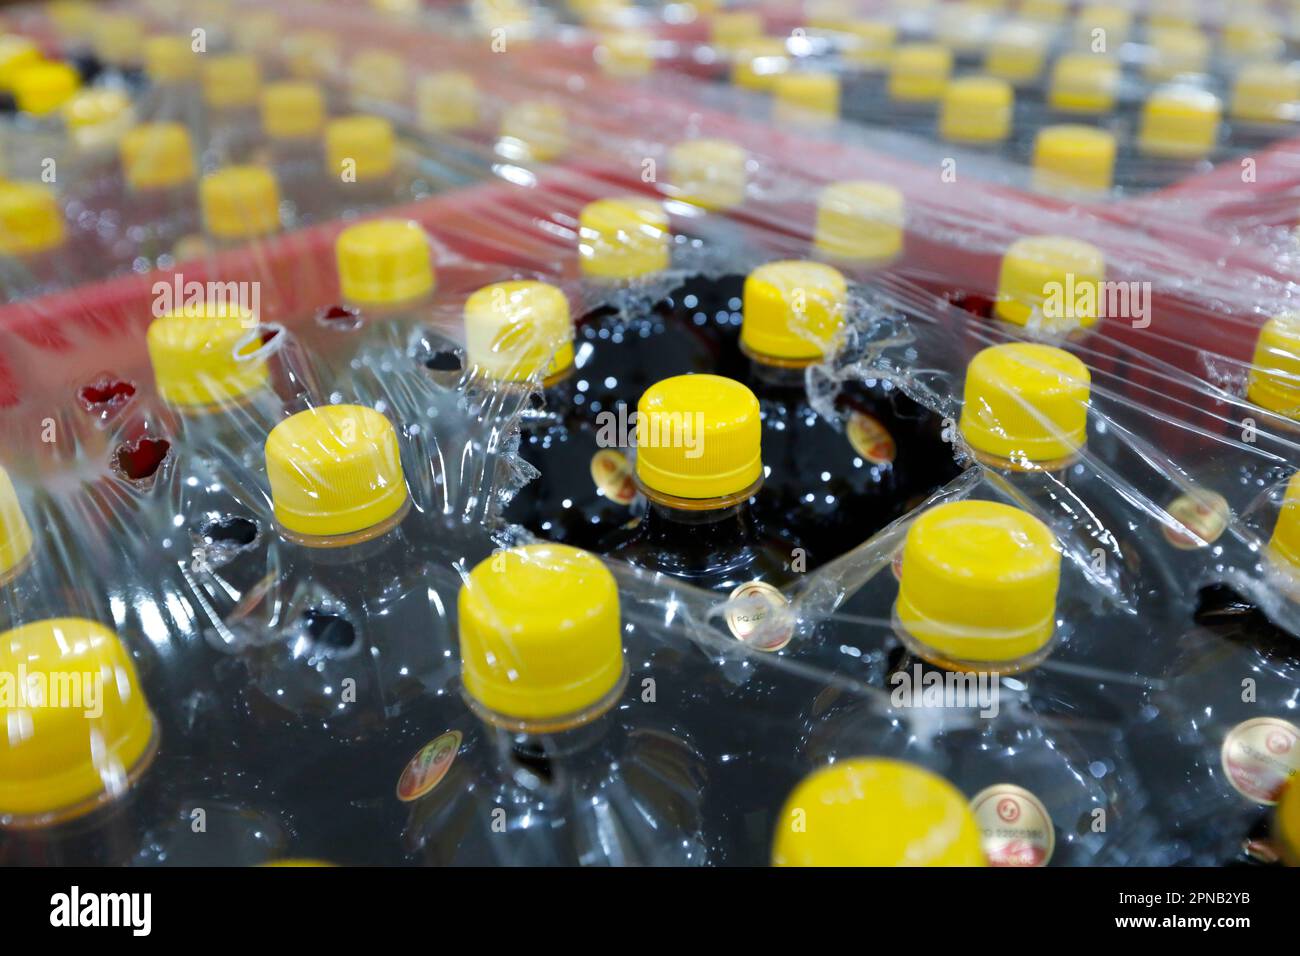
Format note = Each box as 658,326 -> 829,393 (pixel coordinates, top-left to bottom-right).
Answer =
0,0 -> 1298,869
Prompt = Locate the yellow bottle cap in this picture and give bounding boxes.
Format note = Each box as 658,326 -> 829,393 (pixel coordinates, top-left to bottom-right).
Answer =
731,37 -> 789,91
46,0 -> 96,39
335,218 -> 435,307
710,11 -> 764,48
497,100 -> 568,163
742,260 -> 847,362
1278,770 -> 1300,866
994,234 -> 1105,331
897,500 -> 1061,666
1144,27 -> 1209,82
261,82 -> 326,141
1071,4 -> 1132,48
772,759 -> 986,866
959,343 -> 1090,465
1269,472 -> 1300,584
13,61 -> 79,116
939,75 -> 1014,143
459,543 -> 624,727
635,374 -> 761,500
144,36 -> 199,85
232,12 -> 283,55
0,181 -> 65,257
1020,0 -> 1068,22
200,166 -> 281,240
0,36 -> 42,93
0,618 -> 156,822
1222,19 -> 1284,62
1048,53 -> 1119,115
146,301 -> 266,409
933,3 -> 993,53
597,31 -> 654,78
416,72 -> 479,132
887,43 -> 953,103
667,138 -> 747,211
0,465 -> 33,580
1032,124 -> 1117,193
119,122 -> 196,192
813,180 -> 905,265
265,405 -> 408,537
62,88 -> 135,153
1147,0 -> 1199,29
773,72 -> 840,126
577,196 -> 671,281
94,13 -> 143,67
1246,313 -> 1300,420
984,22 -> 1049,85
325,114 -> 397,182
843,20 -> 896,70
349,48 -> 408,103
202,54 -> 261,110
1138,85 -> 1221,160
284,30 -> 341,82
1231,63 -> 1300,125
464,280 -> 574,381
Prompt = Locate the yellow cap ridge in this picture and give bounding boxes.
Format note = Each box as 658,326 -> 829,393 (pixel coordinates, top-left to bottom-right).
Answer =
261,82 -> 326,140
994,234 -> 1106,332
635,374 -> 762,500
814,180 -> 904,265
0,181 -> 65,257
349,48 -> 408,103
202,53 -> 262,110
200,166 -> 282,240
459,543 -> 625,727
742,260 -> 847,362
1247,314 -> 1300,420
1032,124 -> 1117,193
1231,64 -> 1299,126
578,197 -> 671,281
959,343 -> 1091,465
1048,54 -> 1119,115
13,61 -> 80,116
335,219 -> 435,307
667,139 -> 748,212
896,500 -> 1062,668
120,122 -> 197,191
417,72 -> 479,132
285,30 -> 341,82
325,115 -> 397,183
1138,86 -> 1221,160
731,38 -> 789,91
144,36 -> 199,85
265,405 -> 408,537
62,88 -> 135,153
772,759 -> 986,866
888,43 -> 952,103
773,72 -> 840,126
497,100 -> 569,163
940,75 -> 1014,144
94,13 -> 143,67
146,301 -> 267,409
0,618 -> 157,822
985,21 -> 1049,86
464,281 -> 574,381
0,36 -> 43,93
0,465 -> 34,580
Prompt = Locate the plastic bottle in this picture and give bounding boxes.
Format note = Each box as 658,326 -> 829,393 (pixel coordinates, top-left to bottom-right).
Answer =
259,81 -> 328,223
0,617 -> 289,865
7,60 -> 81,181
141,34 -> 204,135
200,53 -> 263,164
466,280 -> 638,549
396,543 -> 712,865
0,180 -> 71,301
114,121 -> 199,269
323,114 -> 406,216
59,88 -> 136,209
196,164 -> 282,256
807,499 -> 1157,866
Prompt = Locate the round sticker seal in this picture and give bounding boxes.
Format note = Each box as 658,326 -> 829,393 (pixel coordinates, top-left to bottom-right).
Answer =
396,730 -> 462,802
1220,717 -> 1300,805
1162,489 -> 1230,550
590,449 -> 637,505
725,580 -> 794,652
847,411 -> 897,466
970,784 -> 1055,867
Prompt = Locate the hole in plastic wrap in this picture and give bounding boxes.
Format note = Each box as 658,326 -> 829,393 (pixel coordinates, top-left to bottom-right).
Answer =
199,515 -> 260,548
113,437 -> 170,482
301,609 -> 358,653
78,376 -> 137,415
423,349 -> 463,373
316,304 -> 362,331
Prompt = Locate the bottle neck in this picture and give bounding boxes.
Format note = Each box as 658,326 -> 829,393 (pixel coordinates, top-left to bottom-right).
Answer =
745,350 -> 813,391
282,498 -> 413,566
